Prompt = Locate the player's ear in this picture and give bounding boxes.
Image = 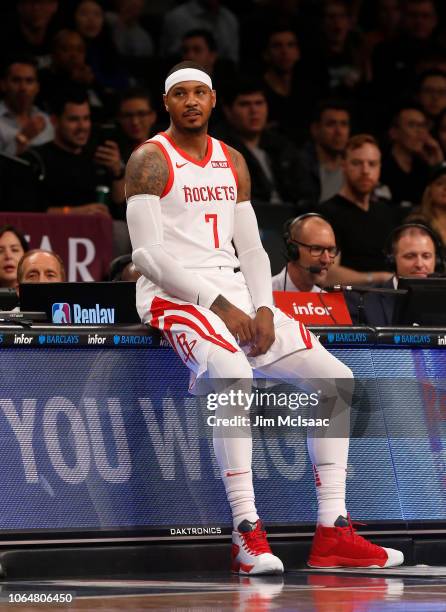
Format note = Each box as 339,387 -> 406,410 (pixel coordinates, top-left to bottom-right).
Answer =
212,90 -> 216,109
163,93 -> 168,112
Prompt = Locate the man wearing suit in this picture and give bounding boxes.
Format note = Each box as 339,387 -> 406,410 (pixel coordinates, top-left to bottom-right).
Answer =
347,223 -> 440,325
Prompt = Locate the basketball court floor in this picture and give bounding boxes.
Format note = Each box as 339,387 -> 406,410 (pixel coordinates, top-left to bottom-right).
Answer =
2,567 -> 446,611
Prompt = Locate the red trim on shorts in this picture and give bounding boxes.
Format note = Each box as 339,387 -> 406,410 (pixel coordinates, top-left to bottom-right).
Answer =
150,297 -> 238,353
313,465 -> 321,487
299,321 -> 313,349
220,140 -> 239,190
159,132 -> 213,168
148,140 -> 174,197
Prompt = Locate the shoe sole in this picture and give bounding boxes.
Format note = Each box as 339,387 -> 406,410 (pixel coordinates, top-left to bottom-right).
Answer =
233,567 -> 284,576
307,558 -> 402,569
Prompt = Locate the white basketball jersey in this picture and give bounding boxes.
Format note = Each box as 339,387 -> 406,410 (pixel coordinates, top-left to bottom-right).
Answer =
148,132 -> 240,269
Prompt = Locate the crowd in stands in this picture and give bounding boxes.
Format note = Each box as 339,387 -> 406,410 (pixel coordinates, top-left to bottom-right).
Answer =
0,0 -> 446,311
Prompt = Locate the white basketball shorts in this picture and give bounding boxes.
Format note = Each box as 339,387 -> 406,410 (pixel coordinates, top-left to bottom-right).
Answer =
136,267 -> 315,383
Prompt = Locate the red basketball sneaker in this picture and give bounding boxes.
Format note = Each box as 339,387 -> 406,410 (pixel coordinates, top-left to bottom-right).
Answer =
308,515 -> 404,568
232,519 -> 284,575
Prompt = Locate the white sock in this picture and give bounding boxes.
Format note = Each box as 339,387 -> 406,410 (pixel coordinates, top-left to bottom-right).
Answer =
220,468 -> 258,530
313,463 -> 347,526
207,346 -> 257,531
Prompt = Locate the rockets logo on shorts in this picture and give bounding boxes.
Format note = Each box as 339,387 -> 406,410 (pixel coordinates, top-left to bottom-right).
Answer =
176,333 -> 198,365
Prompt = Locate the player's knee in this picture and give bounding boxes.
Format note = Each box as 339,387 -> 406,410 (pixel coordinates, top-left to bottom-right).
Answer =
207,346 -> 253,381
334,360 -> 354,381
320,351 -> 354,381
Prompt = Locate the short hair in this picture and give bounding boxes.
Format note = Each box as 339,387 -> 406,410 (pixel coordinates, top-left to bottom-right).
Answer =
417,69 -> 446,90
263,25 -> 299,50
0,225 -> 29,253
166,61 -> 211,79
391,102 -> 426,127
344,133 -> 380,155
117,87 -> 153,111
108,254 -> 132,281
17,249 -> 65,283
50,86 -> 89,116
2,56 -> 38,79
222,77 -> 266,107
391,224 -> 438,256
324,0 -> 351,14
405,0 -> 436,9
182,28 -> 217,52
52,28 -> 84,51
312,99 -> 351,123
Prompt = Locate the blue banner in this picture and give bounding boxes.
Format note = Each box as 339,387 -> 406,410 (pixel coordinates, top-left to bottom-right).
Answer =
0,345 -> 445,538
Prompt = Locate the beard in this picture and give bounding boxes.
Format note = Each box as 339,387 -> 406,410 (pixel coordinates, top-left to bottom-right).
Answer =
348,179 -> 376,199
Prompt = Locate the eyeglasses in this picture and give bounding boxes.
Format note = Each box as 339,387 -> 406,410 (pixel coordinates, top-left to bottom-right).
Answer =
290,239 -> 339,257
119,111 -> 152,120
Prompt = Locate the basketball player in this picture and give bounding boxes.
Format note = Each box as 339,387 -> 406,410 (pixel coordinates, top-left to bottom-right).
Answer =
125,61 -> 404,574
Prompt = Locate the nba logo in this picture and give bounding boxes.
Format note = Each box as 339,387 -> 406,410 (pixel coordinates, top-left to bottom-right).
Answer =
52,303 -> 71,324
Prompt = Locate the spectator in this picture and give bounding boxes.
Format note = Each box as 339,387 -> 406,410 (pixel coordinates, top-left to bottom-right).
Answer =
261,27 -> 316,144
415,49 -> 446,76
106,0 -> 154,59
181,29 -> 236,93
434,107 -> 446,156
115,87 -> 157,162
347,223 -> 440,325
305,0 -> 366,99
295,100 -> 351,205
0,58 -> 54,155
372,0 -> 440,101
417,70 -> 446,130
239,0 -> 302,72
381,104 -> 443,208
109,253 -> 141,281
38,30 -> 106,118
363,0 -> 402,81
160,0 -> 239,63
409,163 -> 446,244
214,78 -> 302,205
320,134 -> 397,284
73,0 -> 129,92
0,225 -> 29,290
6,88 -> 129,256
17,248 -> 65,283
272,214 -> 338,292
0,0 -> 60,69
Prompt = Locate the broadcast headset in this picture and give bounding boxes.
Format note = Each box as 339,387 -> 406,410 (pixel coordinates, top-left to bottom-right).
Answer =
281,213 -> 339,290
383,222 -> 445,275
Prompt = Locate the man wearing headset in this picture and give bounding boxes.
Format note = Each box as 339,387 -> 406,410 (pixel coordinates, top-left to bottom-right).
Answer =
272,213 -> 339,293
348,222 -> 443,325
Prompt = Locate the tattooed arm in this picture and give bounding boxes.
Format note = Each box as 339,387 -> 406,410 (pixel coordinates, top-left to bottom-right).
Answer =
126,143 -> 219,307
125,143 -> 167,199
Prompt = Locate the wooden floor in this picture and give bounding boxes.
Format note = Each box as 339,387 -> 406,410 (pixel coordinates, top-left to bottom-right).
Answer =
2,568 -> 446,611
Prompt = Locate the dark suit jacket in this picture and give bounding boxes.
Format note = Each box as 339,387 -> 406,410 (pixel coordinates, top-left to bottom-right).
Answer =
345,278 -> 397,326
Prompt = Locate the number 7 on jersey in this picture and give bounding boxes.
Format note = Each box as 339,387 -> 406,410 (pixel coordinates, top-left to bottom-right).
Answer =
205,213 -> 220,248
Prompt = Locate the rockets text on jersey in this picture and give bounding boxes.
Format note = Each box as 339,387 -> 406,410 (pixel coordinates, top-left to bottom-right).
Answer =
147,132 -> 240,270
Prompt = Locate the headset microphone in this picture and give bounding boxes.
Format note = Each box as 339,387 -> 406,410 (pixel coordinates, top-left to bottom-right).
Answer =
295,262 -> 323,274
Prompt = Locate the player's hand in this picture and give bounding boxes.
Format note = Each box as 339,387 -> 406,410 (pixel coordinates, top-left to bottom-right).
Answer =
248,307 -> 275,357
210,298 -> 256,345
94,140 -> 123,178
